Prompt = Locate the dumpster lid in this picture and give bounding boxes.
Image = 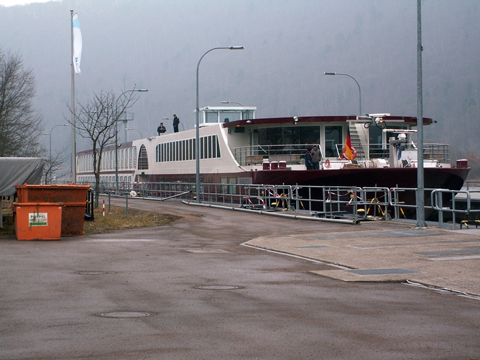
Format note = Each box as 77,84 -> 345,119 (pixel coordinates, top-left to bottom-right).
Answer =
13,202 -> 65,207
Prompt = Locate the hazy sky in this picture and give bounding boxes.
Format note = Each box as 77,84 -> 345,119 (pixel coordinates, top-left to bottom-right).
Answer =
0,0 -> 59,6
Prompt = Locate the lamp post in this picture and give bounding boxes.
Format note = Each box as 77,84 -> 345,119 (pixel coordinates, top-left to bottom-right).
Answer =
115,89 -> 148,195
126,128 -> 143,139
48,124 -> 69,183
195,46 -> 244,203
416,0 -> 426,227
324,72 -> 362,115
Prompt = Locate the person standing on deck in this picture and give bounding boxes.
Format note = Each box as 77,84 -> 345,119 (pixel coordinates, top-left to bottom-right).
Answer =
305,146 -> 313,170
311,145 -> 321,169
157,122 -> 166,135
173,114 -> 180,133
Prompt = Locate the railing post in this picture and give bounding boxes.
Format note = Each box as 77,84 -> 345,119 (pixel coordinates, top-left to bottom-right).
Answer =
295,185 -> 299,211
451,191 -> 456,228
435,190 -> 444,228
391,189 -> 398,221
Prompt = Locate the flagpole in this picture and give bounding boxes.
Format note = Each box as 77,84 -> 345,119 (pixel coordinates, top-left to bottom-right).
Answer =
70,9 -> 76,183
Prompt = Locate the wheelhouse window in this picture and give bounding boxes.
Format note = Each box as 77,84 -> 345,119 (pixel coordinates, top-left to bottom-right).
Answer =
206,112 -> 218,123
220,111 -> 241,123
199,106 -> 256,126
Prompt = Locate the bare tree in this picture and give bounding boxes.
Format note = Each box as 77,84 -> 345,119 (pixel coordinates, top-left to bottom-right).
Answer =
71,89 -> 140,204
43,145 -> 70,184
0,48 -> 44,157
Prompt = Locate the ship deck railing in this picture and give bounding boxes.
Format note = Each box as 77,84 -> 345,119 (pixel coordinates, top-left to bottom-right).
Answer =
86,180 -> 480,229
231,143 -> 450,165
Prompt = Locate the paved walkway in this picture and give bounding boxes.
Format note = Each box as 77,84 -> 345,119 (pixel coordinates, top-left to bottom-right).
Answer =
245,215 -> 480,297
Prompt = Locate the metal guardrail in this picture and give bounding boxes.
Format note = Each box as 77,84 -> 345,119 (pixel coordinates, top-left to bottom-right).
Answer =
389,186 -> 480,229
430,188 -> 480,229
84,180 -> 480,229
465,180 -> 480,190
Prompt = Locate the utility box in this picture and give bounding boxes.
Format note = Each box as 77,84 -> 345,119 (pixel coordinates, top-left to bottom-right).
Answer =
15,184 -> 90,236
13,203 -> 63,240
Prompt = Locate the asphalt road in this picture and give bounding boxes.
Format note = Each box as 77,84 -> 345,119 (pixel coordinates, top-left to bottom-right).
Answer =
1,197 -> 479,359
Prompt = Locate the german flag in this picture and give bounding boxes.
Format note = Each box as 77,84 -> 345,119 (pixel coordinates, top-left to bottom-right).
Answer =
344,133 -> 353,160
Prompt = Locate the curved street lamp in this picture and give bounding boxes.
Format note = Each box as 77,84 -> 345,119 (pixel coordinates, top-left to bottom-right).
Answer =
115,88 -> 148,195
324,72 -> 362,115
126,128 -> 143,139
195,46 -> 244,203
221,100 -> 244,107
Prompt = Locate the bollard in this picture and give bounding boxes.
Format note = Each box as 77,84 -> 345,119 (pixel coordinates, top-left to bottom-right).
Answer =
126,194 -> 129,216
103,200 -> 105,217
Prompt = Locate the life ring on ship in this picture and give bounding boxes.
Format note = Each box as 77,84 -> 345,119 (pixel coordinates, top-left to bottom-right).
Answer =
324,159 -> 331,168
339,146 -> 357,160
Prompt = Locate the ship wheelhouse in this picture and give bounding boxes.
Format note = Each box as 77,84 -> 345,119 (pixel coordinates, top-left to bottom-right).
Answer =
196,106 -> 256,127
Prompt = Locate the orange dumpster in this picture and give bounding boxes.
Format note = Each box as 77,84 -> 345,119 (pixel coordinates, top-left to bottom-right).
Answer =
15,183 -> 90,203
15,184 -> 90,236
13,203 -> 63,240
61,201 -> 88,236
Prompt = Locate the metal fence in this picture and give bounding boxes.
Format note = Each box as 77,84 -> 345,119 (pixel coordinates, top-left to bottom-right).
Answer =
85,180 -> 480,229
389,185 -> 480,229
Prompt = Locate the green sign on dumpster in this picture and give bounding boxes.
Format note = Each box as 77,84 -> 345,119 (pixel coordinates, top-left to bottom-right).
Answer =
29,213 -> 48,226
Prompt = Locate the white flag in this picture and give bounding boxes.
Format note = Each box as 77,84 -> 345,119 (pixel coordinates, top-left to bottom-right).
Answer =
73,12 -> 82,74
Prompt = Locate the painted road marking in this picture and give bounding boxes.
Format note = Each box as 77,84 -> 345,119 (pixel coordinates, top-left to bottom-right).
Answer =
428,255 -> 480,261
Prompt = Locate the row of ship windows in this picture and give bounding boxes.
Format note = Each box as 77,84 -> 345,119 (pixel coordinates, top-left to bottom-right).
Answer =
77,148 -> 138,173
78,135 -> 220,173
155,135 -> 221,163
